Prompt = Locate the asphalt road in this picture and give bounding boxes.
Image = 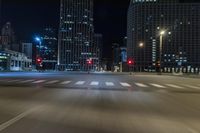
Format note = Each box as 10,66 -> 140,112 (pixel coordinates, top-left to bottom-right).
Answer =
0,72 -> 200,133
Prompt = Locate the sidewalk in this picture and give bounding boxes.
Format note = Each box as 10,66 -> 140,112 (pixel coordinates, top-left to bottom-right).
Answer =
132,72 -> 200,78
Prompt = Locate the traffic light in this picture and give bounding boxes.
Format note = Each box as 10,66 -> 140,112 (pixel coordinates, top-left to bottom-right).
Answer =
87,59 -> 92,65
36,57 -> 43,65
127,58 -> 134,66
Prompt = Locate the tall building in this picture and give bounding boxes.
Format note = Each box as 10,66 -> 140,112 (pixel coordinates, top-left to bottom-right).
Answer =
21,42 -> 32,59
127,0 -> 200,73
0,22 -> 15,50
112,43 -> 120,67
94,33 -> 103,70
58,0 -> 95,71
41,28 -> 58,70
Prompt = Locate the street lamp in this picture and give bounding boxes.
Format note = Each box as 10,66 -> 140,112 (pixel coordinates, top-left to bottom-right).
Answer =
139,42 -> 144,72
159,30 -> 165,74
139,42 -> 144,48
34,36 -> 42,71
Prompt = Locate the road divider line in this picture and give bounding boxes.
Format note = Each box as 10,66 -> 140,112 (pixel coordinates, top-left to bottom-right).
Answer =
120,82 -> 131,87
105,82 -> 114,86
90,81 -> 99,86
150,83 -> 166,88
135,83 -> 148,88
75,81 -> 85,85
0,109 -> 35,131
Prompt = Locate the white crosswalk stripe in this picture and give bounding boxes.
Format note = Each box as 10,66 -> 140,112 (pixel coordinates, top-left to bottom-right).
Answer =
105,82 -> 114,86
45,80 -> 59,84
75,81 -> 85,85
135,83 -> 148,88
60,81 -> 71,85
32,80 -> 46,84
183,85 -> 200,90
165,84 -> 184,89
150,83 -> 166,88
90,81 -> 99,86
120,82 -> 131,87
20,80 -> 35,83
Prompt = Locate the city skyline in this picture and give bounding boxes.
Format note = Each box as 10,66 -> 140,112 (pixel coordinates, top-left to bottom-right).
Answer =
1,0 -> 199,58
0,1 -> 200,132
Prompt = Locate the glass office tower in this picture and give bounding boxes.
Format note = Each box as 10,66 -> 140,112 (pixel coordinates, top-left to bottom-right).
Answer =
127,0 -> 200,73
58,0 -> 94,71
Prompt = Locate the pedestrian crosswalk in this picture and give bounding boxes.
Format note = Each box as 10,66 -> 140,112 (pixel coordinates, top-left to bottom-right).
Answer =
32,80 -> 46,84
105,82 -> 115,86
90,81 -> 99,86
150,83 -> 166,88
135,83 -> 148,88
165,84 -> 184,89
120,82 -> 131,87
75,81 -> 85,85
183,84 -> 200,90
0,79 -> 199,91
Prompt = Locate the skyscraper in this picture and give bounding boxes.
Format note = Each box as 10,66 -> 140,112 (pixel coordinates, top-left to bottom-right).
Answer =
127,0 -> 200,73
41,28 -> 58,70
94,33 -> 103,70
58,0 -> 94,71
1,22 -> 16,50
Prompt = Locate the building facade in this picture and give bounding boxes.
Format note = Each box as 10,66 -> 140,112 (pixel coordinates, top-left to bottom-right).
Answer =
58,0 -> 95,71
94,33 -> 103,70
0,22 -> 20,52
41,28 -> 57,70
0,50 -> 32,71
21,42 -> 32,59
127,0 -> 200,73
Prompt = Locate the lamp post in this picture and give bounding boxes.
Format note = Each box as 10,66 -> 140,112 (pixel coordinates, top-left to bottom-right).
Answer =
159,30 -> 165,74
139,42 -> 144,72
34,37 -> 42,71
35,37 -> 42,57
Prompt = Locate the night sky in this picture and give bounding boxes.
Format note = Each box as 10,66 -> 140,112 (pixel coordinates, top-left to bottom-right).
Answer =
1,0 -> 199,58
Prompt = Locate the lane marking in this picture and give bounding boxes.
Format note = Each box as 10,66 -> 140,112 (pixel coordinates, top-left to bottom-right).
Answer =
75,81 -> 85,85
32,80 -> 46,84
60,81 -> 71,85
184,85 -> 200,90
165,84 -> 184,89
120,82 -> 131,87
45,80 -> 59,84
105,82 -> 114,86
0,109 -> 34,131
135,83 -> 148,88
150,83 -> 166,88
90,81 -> 99,86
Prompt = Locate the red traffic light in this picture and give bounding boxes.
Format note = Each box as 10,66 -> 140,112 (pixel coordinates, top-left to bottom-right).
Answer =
127,58 -> 134,65
87,59 -> 92,65
36,57 -> 43,64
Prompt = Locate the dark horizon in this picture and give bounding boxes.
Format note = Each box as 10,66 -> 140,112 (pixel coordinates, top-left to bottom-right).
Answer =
1,0 -> 198,58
